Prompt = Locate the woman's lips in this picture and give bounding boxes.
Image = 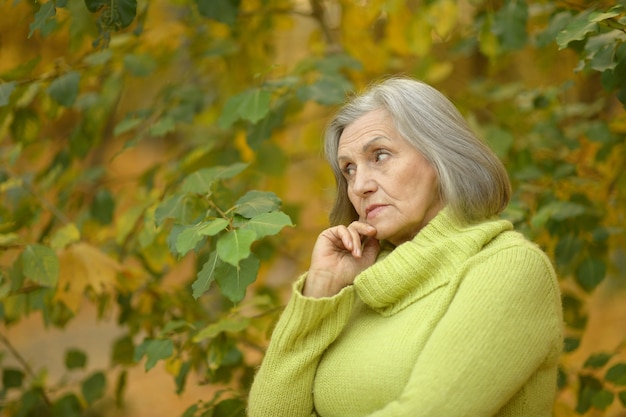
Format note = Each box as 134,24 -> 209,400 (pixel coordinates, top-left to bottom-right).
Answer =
365,204 -> 387,220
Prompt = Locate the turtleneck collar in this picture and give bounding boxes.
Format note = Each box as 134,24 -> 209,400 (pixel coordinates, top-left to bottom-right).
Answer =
354,207 -> 513,316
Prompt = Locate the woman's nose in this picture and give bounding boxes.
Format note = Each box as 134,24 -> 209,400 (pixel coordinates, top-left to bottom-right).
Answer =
352,168 -> 377,196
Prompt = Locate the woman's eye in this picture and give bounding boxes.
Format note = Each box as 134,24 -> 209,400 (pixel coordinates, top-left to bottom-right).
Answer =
374,150 -> 390,162
342,164 -> 356,177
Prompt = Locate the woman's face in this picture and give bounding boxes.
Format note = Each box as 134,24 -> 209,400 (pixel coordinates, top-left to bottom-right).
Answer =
337,109 -> 443,246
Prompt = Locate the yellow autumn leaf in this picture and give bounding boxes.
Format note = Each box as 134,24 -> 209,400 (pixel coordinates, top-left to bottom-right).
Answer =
136,291 -> 156,317
165,356 -> 182,377
49,223 -> 80,250
386,12 -> 412,56
609,111 -> 626,133
341,0 -> 383,27
308,29 -> 326,56
424,61 -> 454,84
479,15 -> 499,60
429,0 -> 458,39
235,130 -> 255,162
142,10 -> 187,50
54,243 -> 121,314
115,205 -> 144,246
273,12 -> 295,31
240,0 -> 262,13
408,14 -> 432,57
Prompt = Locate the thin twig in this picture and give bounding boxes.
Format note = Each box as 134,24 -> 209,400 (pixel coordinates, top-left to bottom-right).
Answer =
0,332 -> 52,406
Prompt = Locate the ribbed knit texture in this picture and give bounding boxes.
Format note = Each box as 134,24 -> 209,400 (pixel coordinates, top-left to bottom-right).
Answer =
248,208 -> 563,417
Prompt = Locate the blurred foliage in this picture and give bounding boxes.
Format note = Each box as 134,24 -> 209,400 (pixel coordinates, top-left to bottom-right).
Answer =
0,0 -> 625,416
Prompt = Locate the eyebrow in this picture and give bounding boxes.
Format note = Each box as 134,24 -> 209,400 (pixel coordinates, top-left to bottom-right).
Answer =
337,136 -> 390,162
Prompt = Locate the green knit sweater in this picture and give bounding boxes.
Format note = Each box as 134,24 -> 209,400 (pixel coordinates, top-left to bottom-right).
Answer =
248,209 -> 563,417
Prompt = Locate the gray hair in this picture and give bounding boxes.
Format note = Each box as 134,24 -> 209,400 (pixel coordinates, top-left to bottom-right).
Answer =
324,77 -> 511,226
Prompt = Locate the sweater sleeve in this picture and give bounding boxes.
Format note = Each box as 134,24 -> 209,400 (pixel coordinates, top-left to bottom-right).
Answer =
364,243 -> 563,416
247,274 -> 356,417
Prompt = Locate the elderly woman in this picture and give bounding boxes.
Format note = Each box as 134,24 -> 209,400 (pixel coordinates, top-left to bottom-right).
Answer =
248,77 -> 563,417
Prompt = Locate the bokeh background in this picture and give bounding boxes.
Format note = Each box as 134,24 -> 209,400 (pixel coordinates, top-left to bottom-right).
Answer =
1,0 -> 625,416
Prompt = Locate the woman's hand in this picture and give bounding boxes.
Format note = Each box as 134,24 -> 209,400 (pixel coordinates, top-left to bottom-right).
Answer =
303,222 -> 380,298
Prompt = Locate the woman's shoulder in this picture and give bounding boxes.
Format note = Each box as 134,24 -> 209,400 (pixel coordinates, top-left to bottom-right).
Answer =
483,229 -> 549,258
471,229 -> 558,288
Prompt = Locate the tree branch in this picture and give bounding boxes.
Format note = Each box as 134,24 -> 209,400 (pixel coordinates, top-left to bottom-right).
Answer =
0,332 -> 52,406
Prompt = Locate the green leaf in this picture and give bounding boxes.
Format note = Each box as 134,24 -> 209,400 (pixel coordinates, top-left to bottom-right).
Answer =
492,0 -> 528,51
218,97 -> 241,129
193,316 -> 250,342
175,218 -> 229,256
10,108 -> 41,144
160,320 -> 193,336
586,121 -> 618,144
216,229 -> 257,266
562,293 -> 588,331
556,11 -> 599,50
619,390 -> 626,407
296,75 -> 352,105
555,235 -> 583,268
195,0 -> 240,26
150,116 -> 176,137
65,349 -> 87,370
112,335 -> 135,366
2,368 -> 24,390
215,254 -> 260,303
123,53 -> 158,77
81,372 -> 106,405
584,352 -> 613,369
234,190 -> 281,218
484,126 -> 515,158
134,339 -> 174,371
21,244 -> 60,287
314,53 -> 363,74
114,371 -> 127,408
576,256 -> 606,292
91,189 -> 115,224
218,88 -> 271,128
155,193 -> 201,226
1,56 -> 41,81
175,361 -> 191,395
47,71 -> 81,107
183,404 -> 199,417
236,88 -> 271,124
243,211 -> 293,239
213,398 -> 246,417
588,6 -> 623,23
247,103 -> 287,149
114,117 -> 143,136
576,375 -> 603,414
591,389 -> 614,410
192,251 -> 219,298
536,11 -> 572,48
28,2 -> 57,38
84,0 -> 137,29
606,363 -> 626,385
181,163 -> 248,194
52,393 -> 81,417
83,49 -> 113,67
585,31 -> 626,72
0,82 -> 16,107
531,201 -> 587,228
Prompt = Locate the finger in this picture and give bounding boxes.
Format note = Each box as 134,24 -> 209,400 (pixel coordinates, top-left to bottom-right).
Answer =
349,221 -> 377,237
346,222 -> 376,257
345,225 -> 363,257
338,226 -> 354,252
